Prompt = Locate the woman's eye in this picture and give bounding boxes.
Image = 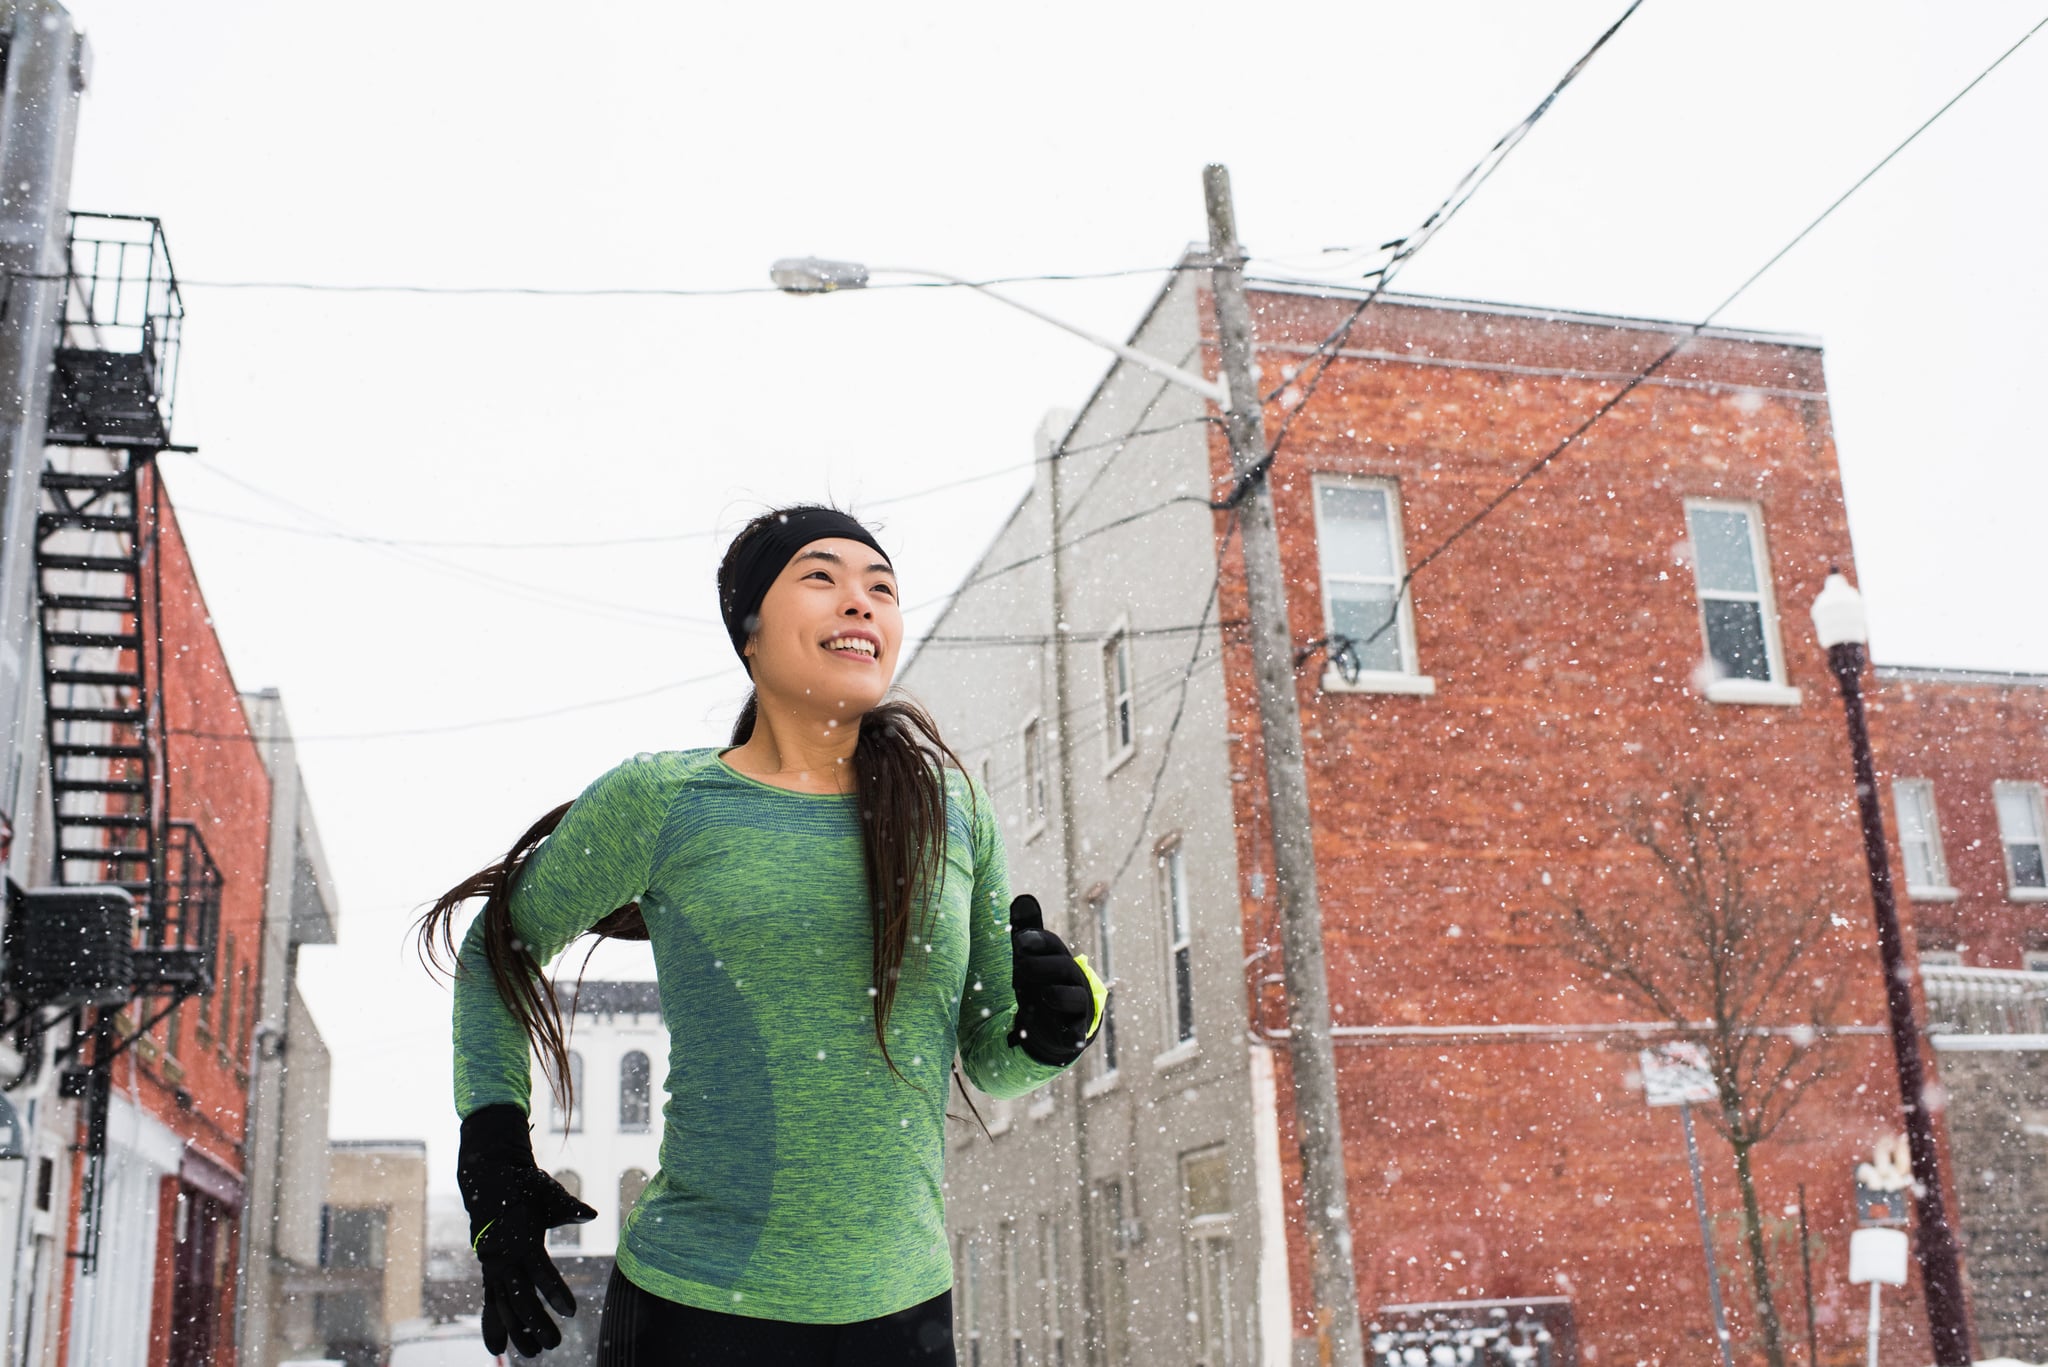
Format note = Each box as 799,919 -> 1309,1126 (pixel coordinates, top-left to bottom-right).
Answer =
872,583 -> 896,597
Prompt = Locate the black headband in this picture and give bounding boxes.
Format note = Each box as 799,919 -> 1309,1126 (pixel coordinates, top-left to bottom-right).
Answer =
717,507 -> 892,670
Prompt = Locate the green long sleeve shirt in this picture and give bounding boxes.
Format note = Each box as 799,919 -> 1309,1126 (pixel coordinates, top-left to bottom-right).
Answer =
451,747 -> 1075,1323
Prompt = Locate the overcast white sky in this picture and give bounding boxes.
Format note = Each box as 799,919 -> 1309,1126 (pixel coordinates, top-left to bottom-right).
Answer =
55,1 -> 2048,1192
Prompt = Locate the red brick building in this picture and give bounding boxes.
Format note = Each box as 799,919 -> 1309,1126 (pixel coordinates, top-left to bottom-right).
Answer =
51,468 -> 272,1367
1212,287 -> 1955,1363
907,271 -> 2044,1366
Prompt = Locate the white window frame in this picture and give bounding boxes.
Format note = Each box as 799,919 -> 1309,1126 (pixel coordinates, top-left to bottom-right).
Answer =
959,1233 -> 985,1367
1001,1221 -> 1024,1367
1683,498 -> 1800,706
1180,1146 -> 1241,1367
1891,779 -> 1957,901
1993,781 -> 2048,901
1917,950 -> 1963,968
618,1048 -> 653,1132
1156,838 -> 1198,1066
1019,714 -> 1048,843
1102,620 -> 1137,775
1309,474 -> 1434,696
1041,1214 -> 1068,1367
1083,889 -> 1120,1097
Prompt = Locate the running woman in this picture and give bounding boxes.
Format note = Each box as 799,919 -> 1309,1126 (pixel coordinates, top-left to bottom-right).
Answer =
417,505 -> 1106,1366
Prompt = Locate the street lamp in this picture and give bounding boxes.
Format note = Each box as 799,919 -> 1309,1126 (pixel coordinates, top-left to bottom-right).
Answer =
1810,570 -> 1974,1366
769,256 -> 1229,404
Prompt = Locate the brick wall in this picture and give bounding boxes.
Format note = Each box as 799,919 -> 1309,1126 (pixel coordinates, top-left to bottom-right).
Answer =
1215,289 -> 1954,1363
1871,669 -> 2048,967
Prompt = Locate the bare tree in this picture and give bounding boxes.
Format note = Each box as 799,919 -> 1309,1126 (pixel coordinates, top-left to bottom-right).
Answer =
1555,787 -> 1851,1367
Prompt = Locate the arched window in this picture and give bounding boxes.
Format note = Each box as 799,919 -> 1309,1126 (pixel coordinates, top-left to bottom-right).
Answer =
548,1051 -> 583,1133
619,1167 -> 650,1217
619,1050 -> 651,1133
547,1171 -> 581,1248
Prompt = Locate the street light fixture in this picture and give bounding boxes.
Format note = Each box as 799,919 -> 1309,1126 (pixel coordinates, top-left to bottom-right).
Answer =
769,256 -> 1229,405
1810,570 -> 1974,1367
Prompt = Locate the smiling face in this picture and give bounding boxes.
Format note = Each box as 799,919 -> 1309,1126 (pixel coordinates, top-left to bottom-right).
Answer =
742,537 -> 903,718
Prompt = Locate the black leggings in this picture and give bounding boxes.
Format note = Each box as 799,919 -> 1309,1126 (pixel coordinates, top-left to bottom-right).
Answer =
595,1264 -> 957,1366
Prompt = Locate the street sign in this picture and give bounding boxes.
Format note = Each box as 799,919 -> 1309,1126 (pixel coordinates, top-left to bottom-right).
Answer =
1640,1042 -> 1716,1107
1850,1227 -> 1909,1287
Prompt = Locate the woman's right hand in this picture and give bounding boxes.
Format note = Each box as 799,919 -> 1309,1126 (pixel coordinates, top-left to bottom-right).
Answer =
457,1103 -> 599,1357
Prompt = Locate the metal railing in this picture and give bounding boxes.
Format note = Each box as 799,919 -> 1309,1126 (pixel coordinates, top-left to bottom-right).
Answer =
1920,964 -> 2048,1036
59,212 -> 184,441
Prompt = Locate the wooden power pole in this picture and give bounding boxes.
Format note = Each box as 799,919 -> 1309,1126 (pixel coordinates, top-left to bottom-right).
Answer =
1203,163 -> 1367,1367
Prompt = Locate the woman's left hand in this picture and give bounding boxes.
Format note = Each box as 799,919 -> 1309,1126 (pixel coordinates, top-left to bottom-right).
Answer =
1005,894 -> 1099,1066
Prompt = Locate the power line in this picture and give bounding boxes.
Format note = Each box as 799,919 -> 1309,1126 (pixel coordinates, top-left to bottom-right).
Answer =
919,13 -> 1660,618
1221,0 -> 1649,513
917,617 -> 1246,649
1053,350 -> 1215,533
177,263 -> 1189,299
169,453 -> 1046,553
1102,510 -> 1241,895
169,415 -> 1220,556
169,666 -> 737,743
1303,7 -> 2048,674
170,453 -> 725,632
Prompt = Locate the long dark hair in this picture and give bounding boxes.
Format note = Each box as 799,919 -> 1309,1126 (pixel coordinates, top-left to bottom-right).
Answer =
416,507 -> 989,1131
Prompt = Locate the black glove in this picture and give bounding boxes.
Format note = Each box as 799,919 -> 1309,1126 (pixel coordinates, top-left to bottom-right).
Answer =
1005,894 -> 1097,1067
457,1103 -> 598,1358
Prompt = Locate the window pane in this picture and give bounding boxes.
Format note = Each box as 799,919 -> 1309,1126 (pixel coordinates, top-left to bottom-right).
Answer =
2012,844 -> 2048,890
1701,599 -> 1771,682
620,1051 -> 651,1131
547,1172 -> 581,1247
620,1167 -> 649,1215
1183,1151 -> 1231,1217
1688,507 -> 1759,594
1996,786 -> 2043,843
1319,484 -> 1396,578
1329,589 -> 1406,674
1893,783 -> 1928,842
1174,946 -> 1195,1043
1093,896 -> 1118,1072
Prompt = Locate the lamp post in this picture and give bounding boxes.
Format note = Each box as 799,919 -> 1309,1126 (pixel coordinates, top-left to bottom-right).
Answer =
770,257 -> 1227,404
1810,571 -> 1974,1366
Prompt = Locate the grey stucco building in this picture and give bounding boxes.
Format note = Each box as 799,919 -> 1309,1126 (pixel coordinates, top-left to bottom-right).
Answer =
898,264 -> 1288,1367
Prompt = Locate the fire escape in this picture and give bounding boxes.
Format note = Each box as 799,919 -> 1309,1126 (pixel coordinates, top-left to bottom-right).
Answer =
0,214 -> 221,1274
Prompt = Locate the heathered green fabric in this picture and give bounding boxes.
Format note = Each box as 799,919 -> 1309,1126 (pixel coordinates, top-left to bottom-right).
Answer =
451,747 -> 1073,1323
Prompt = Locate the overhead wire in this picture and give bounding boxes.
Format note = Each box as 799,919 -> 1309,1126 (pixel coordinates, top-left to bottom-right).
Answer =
169,666 -> 738,744
177,264 -> 1191,298
166,419 -> 1222,557
1302,6 -> 2048,672
1219,0 -> 1650,514
171,452 -> 726,632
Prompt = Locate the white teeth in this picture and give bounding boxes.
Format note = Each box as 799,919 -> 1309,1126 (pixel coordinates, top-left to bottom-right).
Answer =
825,638 -> 877,657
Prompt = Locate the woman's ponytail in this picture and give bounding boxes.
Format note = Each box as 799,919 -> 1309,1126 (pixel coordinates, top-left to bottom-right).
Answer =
414,808 -> 647,1119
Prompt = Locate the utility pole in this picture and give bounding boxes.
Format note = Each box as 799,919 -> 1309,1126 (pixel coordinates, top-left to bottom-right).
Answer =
1040,406 -> 1106,1367
1203,163 -> 1366,1367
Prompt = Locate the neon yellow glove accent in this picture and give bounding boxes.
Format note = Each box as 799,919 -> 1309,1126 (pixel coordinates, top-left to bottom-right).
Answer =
471,1217 -> 496,1253
1072,954 -> 1107,1038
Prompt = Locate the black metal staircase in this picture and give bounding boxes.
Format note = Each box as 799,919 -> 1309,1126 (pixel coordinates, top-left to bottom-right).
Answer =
9,212 -> 212,1274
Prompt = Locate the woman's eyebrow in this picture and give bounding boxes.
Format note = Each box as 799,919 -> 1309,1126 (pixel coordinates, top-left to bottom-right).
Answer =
795,549 -> 895,577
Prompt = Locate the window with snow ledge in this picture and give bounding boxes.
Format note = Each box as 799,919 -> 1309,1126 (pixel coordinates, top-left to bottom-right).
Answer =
1102,622 -> 1136,775
1684,499 -> 1798,705
1019,714 -> 1049,842
1994,781 -> 2048,900
1892,779 -> 1958,900
1310,475 -> 1433,696
1085,888 -> 1119,1090
1157,838 -> 1195,1052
